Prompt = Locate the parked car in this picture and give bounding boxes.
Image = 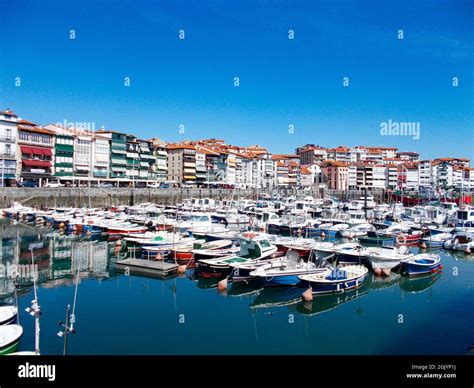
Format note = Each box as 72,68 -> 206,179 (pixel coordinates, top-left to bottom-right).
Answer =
44,181 -> 64,188
147,182 -> 160,188
98,182 -> 114,188
19,181 -> 39,188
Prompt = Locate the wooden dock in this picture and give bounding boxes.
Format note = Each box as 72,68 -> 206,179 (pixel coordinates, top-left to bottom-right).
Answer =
115,258 -> 179,279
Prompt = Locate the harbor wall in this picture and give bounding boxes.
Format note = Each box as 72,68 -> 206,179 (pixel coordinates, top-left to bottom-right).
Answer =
0,188 -> 255,208
0,187 -> 469,209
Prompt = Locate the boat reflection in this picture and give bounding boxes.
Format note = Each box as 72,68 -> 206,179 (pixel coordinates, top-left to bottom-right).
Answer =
250,287 -> 303,309
399,272 -> 442,293
370,272 -> 401,291
290,283 -> 371,316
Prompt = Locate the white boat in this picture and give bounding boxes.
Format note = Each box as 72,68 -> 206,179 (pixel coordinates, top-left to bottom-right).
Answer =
176,213 -> 214,232
198,233 -> 278,278
356,195 -> 377,209
443,233 -> 474,251
0,306 -> 18,326
249,250 -> 327,286
364,245 -> 414,271
0,324 -> 23,355
339,223 -> 375,238
420,232 -> 452,248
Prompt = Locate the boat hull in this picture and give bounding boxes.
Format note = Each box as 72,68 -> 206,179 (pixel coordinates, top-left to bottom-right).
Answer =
301,273 -> 368,294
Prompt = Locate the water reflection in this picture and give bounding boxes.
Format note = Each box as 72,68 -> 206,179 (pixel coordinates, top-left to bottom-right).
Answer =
0,222 -> 119,298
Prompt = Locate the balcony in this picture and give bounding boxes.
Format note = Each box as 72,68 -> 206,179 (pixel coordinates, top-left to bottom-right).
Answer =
0,135 -> 15,143
0,152 -> 16,159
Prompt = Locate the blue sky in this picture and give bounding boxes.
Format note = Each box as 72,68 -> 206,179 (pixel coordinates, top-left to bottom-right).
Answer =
1,0 -> 473,160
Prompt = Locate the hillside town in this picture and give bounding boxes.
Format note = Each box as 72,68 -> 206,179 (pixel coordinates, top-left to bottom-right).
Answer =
0,108 -> 472,191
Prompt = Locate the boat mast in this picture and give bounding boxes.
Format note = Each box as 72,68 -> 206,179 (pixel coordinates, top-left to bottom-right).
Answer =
26,247 -> 41,355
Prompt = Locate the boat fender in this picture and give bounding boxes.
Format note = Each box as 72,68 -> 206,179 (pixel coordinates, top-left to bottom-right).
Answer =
217,278 -> 228,290
302,287 -> 313,302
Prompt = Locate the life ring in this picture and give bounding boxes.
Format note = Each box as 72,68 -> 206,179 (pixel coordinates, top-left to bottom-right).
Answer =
396,233 -> 407,245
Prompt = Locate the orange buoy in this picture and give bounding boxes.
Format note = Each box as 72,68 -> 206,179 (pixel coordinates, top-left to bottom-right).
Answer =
465,247 -> 472,255
320,231 -> 326,238
382,268 -> 391,276
59,222 -> 65,229
302,287 -> 313,302
178,265 -> 187,274
438,265 -> 444,270
217,278 -> 228,290
420,242 -> 427,249
374,267 -> 382,276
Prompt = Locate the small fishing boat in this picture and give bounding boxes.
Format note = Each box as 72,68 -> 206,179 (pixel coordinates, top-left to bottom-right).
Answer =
197,233 -> 277,278
299,265 -> 369,294
0,306 -> 18,325
339,223 -> 375,238
401,254 -> 442,276
0,324 -> 23,355
249,251 -> 327,286
365,245 -> 415,272
443,233 -> 474,251
192,245 -> 241,262
188,225 -> 229,239
170,239 -> 233,263
358,231 -> 395,246
419,233 -> 452,248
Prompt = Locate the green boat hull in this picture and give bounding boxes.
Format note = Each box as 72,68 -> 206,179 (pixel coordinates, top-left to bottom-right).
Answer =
0,340 -> 21,355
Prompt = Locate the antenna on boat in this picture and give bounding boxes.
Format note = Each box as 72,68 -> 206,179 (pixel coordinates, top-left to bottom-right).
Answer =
24,247 -> 41,355
57,266 -> 79,355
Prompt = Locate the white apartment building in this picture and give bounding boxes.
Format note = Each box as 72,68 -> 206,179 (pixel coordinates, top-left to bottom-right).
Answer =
386,165 -> 398,189
348,165 -> 357,189
0,109 -> 19,186
371,165 -> 387,189
92,136 -> 110,179
74,135 -> 93,179
418,160 -> 432,188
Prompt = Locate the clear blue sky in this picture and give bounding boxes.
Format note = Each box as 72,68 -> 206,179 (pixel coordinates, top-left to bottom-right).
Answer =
1,0 -> 473,160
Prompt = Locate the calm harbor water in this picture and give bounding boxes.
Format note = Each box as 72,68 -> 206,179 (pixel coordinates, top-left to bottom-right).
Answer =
1,220 -> 473,355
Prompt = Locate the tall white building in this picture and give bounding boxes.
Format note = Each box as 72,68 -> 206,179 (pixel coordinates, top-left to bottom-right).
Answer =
0,109 -> 19,186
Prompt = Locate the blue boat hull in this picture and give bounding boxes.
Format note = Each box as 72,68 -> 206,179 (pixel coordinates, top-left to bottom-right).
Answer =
260,275 -> 301,287
301,274 -> 368,294
402,262 -> 441,276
